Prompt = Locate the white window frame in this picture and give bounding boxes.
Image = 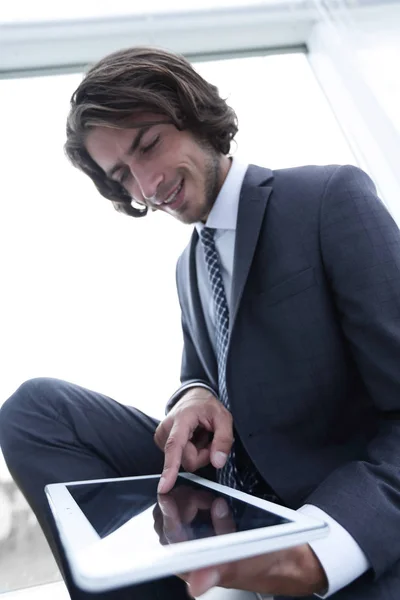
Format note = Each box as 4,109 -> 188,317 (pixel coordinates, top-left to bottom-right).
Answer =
2,1 -> 397,216
307,2 -> 400,222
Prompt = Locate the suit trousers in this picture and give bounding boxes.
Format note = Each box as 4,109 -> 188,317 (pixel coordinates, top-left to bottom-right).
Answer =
0,377 -> 194,600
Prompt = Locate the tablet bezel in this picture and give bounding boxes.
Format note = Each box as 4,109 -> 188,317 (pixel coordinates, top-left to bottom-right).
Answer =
46,473 -> 329,592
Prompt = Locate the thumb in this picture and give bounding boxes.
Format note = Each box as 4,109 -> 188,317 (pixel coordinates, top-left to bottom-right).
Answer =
210,416 -> 233,470
186,568 -> 220,598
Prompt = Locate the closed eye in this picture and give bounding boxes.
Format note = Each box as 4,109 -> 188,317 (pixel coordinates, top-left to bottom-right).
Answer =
140,135 -> 160,155
111,132 -> 161,184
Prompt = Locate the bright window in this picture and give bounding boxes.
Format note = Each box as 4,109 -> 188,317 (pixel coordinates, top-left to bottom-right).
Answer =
357,31 -> 400,136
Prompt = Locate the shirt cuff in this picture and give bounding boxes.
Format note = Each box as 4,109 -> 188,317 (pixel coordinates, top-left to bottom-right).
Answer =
298,504 -> 370,598
166,382 -> 218,413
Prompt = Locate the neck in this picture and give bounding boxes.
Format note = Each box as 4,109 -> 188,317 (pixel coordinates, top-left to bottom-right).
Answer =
219,155 -> 232,188
200,155 -> 232,224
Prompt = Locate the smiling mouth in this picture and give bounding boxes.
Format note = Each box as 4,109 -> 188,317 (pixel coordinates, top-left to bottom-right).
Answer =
163,179 -> 184,205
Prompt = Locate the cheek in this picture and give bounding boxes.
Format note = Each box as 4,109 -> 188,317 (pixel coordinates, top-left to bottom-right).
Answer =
126,181 -> 144,202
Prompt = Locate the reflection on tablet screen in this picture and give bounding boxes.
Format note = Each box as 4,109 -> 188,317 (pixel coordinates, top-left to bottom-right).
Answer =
67,477 -> 291,544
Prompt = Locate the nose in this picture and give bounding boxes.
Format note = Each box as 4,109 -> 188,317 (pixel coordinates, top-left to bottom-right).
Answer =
129,162 -> 164,205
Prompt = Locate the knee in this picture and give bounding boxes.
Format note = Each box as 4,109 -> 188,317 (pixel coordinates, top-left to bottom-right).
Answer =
2,377 -> 55,414
0,378 -> 60,448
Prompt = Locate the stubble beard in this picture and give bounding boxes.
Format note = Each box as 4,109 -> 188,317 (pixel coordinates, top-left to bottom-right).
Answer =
179,144 -> 222,225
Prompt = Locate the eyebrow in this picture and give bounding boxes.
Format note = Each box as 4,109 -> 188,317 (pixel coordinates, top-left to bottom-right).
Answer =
106,119 -> 171,180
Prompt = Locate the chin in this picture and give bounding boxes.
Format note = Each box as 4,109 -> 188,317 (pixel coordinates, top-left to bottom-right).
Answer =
190,208 -> 209,225
177,212 -> 197,225
173,204 -> 203,225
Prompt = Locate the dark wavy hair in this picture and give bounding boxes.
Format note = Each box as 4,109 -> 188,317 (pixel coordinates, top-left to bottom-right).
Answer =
65,46 -> 238,217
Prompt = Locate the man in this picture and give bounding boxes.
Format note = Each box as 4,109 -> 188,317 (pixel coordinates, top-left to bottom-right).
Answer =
1,46 -> 400,600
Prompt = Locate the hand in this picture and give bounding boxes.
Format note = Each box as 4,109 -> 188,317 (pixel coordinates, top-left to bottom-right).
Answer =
153,485 -> 327,597
154,388 -> 233,493
153,484 -> 236,546
183,544 -> 328,598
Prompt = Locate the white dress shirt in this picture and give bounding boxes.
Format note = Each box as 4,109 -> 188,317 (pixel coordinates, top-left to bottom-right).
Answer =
194,157 -> 370,597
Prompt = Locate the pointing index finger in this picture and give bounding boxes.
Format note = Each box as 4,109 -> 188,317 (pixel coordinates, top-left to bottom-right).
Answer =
158,419 -> 193,493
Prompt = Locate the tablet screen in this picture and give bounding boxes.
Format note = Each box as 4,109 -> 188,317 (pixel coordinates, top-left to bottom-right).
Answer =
67,476 -> 291,544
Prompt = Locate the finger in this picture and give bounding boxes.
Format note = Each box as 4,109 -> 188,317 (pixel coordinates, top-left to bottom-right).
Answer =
171,485 -> 214,524
153,518 -> 162,537
153,503 -> 161,519
186,567 -> 221,598
191,427 -> 212,450
209,413 -> 234,469
211,498 -> 236,536
170,486 -> 201,524
154,417 -> 172,451
181,501 -> 199,525
158,419 -> 195,493
182,490 -> 215,523
183,492 -> 214,524
181,442 -> 210,472
152,506 -> 170,546
158,495 -> 188,544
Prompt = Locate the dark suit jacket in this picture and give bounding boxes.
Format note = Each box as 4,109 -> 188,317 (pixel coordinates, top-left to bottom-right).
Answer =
167,164 -> 400,599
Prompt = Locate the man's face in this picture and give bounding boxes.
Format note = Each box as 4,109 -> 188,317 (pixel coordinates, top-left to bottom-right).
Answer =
85,114 -> 230,224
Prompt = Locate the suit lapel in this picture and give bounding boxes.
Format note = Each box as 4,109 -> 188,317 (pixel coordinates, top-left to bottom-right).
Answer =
230,166 -> 273,333
181,230 -> 218,386
179,165 -> 273,385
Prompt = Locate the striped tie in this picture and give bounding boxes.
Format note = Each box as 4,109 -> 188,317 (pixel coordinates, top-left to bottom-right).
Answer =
199,227 -> 242,489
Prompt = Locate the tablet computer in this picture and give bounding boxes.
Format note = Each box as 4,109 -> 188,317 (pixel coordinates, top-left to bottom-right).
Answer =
46,473 -> 328,593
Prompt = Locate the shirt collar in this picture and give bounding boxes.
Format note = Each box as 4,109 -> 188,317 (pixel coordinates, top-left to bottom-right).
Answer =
195,157 -> 248,234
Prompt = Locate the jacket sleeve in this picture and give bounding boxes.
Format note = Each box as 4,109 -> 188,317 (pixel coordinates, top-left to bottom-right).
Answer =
306,164 -> 400,579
